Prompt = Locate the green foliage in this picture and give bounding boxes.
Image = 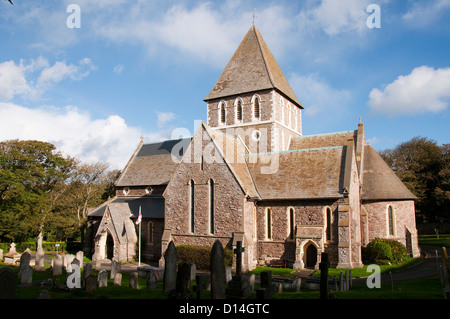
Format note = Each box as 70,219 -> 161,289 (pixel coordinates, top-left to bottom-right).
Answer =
379,137 -> 450,222
0,241 -> 67,252
176,245 -> 233,270
363,238 -> 408,265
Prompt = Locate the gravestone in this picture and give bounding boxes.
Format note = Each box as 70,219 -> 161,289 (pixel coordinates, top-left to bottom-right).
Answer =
163,241 -> 177,293
114,273 -> 122,286
168,262 -> 192,299
319,252 -> 329,299
225,241 -> 251,299
37,289 -> 51,299
146,272 -> 158,290
4,243 -> 20,264
18,250 -> 31,280
85,274 -> 98,292
65,254 -> 75,273
20,265 -> 33,285
76,251 -> 84,269
210,240 -> 226,299
0,267 -> 16,299
256,270 -> 276,299
67,264 -> 81,289
110,260 -> 121,279
98,269 -> 108,288
129,271 -> 139,289
83,263 -> 92,288
194,274 -> 210,299
53,254 -> 63,276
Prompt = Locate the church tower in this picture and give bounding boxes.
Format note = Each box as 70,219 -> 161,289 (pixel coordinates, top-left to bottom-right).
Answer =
204,26 -> 304,153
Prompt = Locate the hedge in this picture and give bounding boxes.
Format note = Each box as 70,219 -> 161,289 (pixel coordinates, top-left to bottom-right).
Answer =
0,242 -> 67,253
176,245 -> 234,270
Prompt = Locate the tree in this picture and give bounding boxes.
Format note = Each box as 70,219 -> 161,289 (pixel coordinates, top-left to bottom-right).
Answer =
0,140 -> 75,242
379,137 -> 449,222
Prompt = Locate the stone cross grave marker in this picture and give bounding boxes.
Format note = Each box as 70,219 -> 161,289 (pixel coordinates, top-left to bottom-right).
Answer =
226,241 -> 251,298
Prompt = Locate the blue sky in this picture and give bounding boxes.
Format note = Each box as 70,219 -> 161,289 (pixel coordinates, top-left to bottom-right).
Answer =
0,0 -> 449,169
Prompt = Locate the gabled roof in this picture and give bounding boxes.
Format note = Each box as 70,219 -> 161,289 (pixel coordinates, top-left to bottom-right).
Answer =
361,145 -> 417,200
88,196 -> 165,219
115,138 -> 191,187
204,26 -> 303,108
289,130 -> 357,150
245,147 -> 346,200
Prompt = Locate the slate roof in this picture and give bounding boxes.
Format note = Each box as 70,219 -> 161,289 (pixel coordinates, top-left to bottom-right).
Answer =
88,196 -> 165,219
289,130 -> 357,150
361,145 -> 416,200
246,146 -> 346,200
115,138 -> 191,187
204,26 -> 303,108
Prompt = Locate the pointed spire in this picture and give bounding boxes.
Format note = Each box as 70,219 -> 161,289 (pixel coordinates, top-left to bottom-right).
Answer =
204,26 -> 303,108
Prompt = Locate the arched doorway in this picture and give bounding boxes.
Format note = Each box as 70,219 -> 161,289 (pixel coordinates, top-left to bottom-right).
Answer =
106,232 -> 114,260
305,243 -> 317,268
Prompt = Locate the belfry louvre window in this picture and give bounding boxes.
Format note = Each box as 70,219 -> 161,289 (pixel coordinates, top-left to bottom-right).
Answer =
254,96 -> 260,119
326,207 -> 332,241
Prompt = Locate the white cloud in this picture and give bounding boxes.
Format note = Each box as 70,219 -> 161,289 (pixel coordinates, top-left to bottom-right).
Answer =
0,57 -> 95,101
157,112 -> 176,128
289,72 -> 351,117
0,61 -> 32,100
298,0 -> 372,36
0,102 -> 170,169
402,0 -> 450,27
368,66 -> 450,116
113,64 -> 125,75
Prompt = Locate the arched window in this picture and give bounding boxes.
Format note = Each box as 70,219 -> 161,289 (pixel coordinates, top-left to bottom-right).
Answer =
253,95 -> 260,120
235,98 -> 243,122
209,179 -> 215,234
190,180 -> 195,233
219,101 -> 226,125
325,207 -> 332,241
388,205 -> 395,236
288,207 -> 295,240
266,208 -> 272,240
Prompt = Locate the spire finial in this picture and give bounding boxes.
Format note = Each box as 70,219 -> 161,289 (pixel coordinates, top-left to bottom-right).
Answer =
252,8 -> 257,26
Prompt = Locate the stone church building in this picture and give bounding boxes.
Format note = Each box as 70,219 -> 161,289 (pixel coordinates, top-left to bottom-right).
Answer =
85,26 -> 420,271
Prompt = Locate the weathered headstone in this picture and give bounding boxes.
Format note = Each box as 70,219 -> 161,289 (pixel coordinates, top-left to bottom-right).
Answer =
66,264 -> 81,289
319,252 -> 329,299
53,254 -> 63,276
98,269 -> 108,288
85,274 -> 98,292
168,262 -> 192,299
37,289 -> 51,299
194,274 -> 210,299
225,241 -> 252,299
225,267 -> 232,282
65,254 -> 75,273
113,273 -> 122,286
20,265 -> 33,285
0,267 -> 16,299
257,270 -> 276,299
249,274 -> 255,292
3,243 -> 20,264
18,250 -> 31,280
146,272 -> 158,290
163,241 -> 177,293
76,251 -> 84,269
83,263 -> 92,287
129,271 -> 139,289
210,240 -> 226,299
110,260 -> 121,279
